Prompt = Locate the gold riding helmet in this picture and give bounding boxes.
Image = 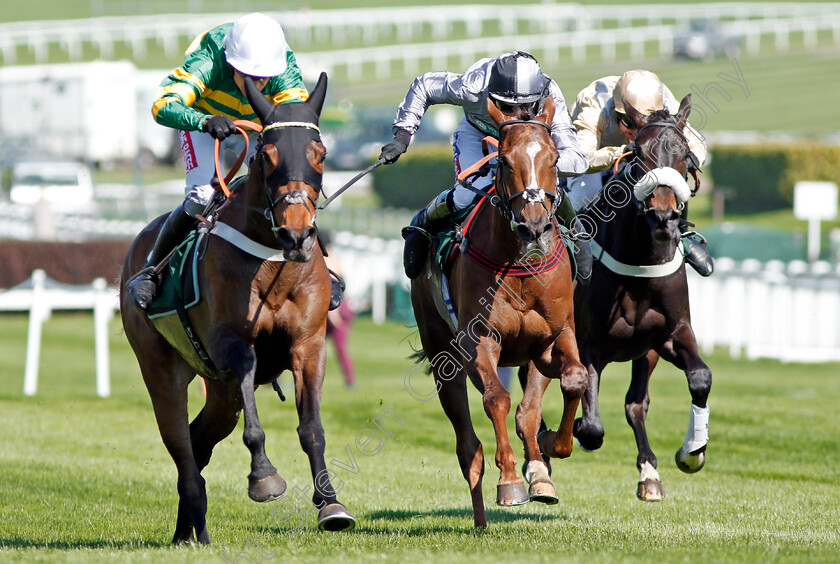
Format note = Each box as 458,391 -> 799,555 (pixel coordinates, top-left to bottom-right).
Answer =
613,69 -> 664,116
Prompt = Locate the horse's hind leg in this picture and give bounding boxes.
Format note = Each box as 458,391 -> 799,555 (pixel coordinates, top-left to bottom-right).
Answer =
515,362 -> 557,504
659,322 -> 712,474
291,338 -> 355,531
627,350 -> 665,501
437,372 -> 487,528
142,360 -> 210,544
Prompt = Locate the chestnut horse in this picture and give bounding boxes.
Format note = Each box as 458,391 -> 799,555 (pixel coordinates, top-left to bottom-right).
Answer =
408,97 -> 586,528
120,73 -> 355,544
533,95 -> 712,501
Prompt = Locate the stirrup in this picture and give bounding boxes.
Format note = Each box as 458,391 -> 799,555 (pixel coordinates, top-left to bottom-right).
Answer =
328,270 -> 345,311
401,225 -> 432,241
127,266 -> 160,310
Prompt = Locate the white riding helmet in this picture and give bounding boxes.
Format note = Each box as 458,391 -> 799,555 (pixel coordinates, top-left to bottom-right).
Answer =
224,13 -> 288,78
613,69 -> 664,115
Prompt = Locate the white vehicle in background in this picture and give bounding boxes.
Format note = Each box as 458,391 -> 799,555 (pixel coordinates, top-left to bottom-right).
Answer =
10,159 -> 94,212
0,61 -> 138,166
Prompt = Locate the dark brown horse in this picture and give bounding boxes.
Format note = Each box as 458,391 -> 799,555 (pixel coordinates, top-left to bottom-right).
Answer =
409,96 -> 587,528
546,95 -> 712,500
120,73 -> 355,544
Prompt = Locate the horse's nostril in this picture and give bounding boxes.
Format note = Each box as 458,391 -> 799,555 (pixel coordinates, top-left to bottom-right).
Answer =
516,224 -> 534,242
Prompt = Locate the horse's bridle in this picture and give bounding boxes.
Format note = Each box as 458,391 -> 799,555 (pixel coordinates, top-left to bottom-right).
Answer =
248,121 -> 323,237
493,119 -> 563,230
623,120 -> 691,214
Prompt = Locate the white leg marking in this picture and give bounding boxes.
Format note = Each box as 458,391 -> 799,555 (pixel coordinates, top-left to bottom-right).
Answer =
639,461 -> 661,483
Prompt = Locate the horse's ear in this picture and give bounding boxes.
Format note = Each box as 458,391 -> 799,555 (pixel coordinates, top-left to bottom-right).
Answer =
622,100 -> 645,129
486,97 -> 504,127
306,72 -> 328,118
675,94 -> 692,129
243,77 -> 274,124
537,95 -> 555,126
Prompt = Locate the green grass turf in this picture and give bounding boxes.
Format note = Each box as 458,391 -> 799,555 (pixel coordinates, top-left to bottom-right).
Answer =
0,312 -> 838,562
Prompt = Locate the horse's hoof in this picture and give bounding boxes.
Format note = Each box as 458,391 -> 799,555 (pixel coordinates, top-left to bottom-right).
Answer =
636,479 -> 666,501
496,481 -> 530,506
675,446 -> 706,474
317,502 -> 356,532
529,479 -> 559,505
248,473 -> 287,502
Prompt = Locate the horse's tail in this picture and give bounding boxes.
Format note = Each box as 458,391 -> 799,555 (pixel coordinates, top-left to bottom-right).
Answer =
408,347 -> 432,375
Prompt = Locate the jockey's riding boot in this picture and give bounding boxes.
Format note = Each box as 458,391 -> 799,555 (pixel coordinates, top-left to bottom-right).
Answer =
555,194 -> 592,285
680,220 -> 714,277
127,202 -> 196,310
401,190 -> 453,279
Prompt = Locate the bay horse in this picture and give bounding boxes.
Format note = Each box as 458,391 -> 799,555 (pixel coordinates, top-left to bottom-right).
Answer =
534,95 -> 712,501
120,73 -> 355,544
408,96 -> 586,528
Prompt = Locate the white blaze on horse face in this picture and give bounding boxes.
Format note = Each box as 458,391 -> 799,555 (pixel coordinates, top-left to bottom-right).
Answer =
525,141 -> 541,191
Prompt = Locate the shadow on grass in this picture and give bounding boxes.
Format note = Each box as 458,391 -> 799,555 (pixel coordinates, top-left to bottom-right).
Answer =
0,537 -> 171,550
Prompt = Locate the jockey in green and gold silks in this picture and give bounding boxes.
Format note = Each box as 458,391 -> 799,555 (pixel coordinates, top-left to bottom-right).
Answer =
151,22 -> 308,132
128,13 -> 310,312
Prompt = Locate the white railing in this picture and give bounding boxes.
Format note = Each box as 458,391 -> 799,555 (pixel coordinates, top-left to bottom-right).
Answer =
689,258 -> 840,363
332,232 -> 840,363
0,269 -> 119,397
0,4 -> 837,66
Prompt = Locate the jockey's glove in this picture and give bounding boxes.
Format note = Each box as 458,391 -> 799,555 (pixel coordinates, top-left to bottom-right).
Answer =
203,115 -> 237,141
379,129 -> 411,164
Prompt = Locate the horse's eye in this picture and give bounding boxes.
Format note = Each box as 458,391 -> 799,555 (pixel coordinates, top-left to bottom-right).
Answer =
319,151 -> 328,164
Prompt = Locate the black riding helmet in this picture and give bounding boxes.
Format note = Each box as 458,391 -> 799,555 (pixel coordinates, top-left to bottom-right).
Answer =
487,51 -> 549,107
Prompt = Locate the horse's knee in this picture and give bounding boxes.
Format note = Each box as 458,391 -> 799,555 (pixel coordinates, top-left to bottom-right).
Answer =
687,366 -> 712,404
482,386 -> 511,415
560,364 -> 587,398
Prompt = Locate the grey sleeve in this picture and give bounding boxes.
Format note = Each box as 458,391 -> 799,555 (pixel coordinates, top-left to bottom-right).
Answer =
392,65 -> 486,136
547,80 -> 589,177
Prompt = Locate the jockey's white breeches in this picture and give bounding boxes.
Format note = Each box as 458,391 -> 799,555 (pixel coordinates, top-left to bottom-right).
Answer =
178,129 -> 259,217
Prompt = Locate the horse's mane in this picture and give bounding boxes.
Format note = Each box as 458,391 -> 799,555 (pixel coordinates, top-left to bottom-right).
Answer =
647,109 -> 673,123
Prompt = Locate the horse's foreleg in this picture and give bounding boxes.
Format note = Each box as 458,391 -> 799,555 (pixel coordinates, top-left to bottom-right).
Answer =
659,322 -> 712,474
573,358 -> 605,452
292,341 -> 355,531
471,346 -> 529,507
222,340 -> 286,503
515,363 -> 557,504
627,350 -> 665,501
189,378 -> 243,471
537,327 -> 587,459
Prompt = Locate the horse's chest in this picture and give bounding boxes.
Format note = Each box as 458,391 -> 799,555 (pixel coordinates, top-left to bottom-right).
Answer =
608,301 -> 666,340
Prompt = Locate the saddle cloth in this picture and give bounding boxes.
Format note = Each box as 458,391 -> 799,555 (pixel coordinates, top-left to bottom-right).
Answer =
147,229 -> 205,320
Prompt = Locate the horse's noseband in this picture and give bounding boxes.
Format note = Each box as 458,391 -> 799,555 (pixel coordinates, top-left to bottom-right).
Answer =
495,119 -> 561,230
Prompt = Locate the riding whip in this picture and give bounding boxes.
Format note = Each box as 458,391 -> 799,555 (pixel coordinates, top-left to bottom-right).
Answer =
318,159 -> 385,210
